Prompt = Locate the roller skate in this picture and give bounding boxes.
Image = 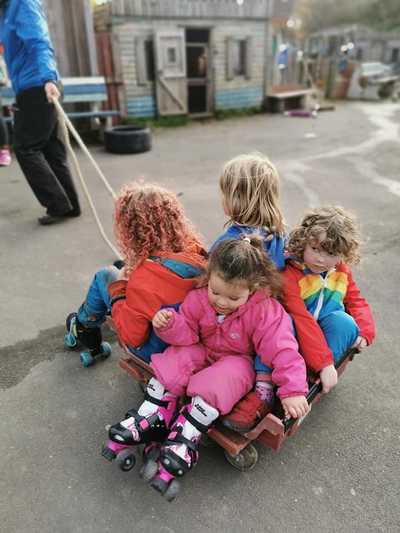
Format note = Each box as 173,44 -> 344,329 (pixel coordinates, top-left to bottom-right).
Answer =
102,379 -> 177,472
141,396 -> 219,501
64,312 -> 111,367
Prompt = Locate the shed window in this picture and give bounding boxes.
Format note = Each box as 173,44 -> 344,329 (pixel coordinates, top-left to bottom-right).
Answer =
226,37 -> 252,80
233,40 -> 247,76
136,37 -> 155,85
145,40 -> 155,81
391,48 -> 399,63
167,47 -> 177,64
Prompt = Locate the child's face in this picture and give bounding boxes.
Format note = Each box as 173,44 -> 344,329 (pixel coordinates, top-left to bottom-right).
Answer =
303,233 -> 341,274
208,272 -> 250,315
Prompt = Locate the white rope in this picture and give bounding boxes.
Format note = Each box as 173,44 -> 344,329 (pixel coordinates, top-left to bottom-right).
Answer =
53,98 -> 122,260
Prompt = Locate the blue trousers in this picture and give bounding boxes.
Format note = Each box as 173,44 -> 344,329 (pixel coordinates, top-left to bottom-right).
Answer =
77,267 -> 119,328
254,310 -> 359,375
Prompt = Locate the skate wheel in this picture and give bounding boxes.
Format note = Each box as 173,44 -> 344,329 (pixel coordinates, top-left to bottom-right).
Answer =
164,479 -> 180,502
150,474 -> 169,495
101,446 -> 116,462
98,342 -> 112,360
116,449 -> 136,472
80,350 -> 94,367
143,443 -> 161,462
64,332 -> 77,349
139,459 -> 159,482
224,443 -> 258,472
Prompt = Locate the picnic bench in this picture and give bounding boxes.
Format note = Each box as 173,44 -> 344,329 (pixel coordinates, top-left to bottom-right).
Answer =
265,84 -> 313,113
0,76 -> 120,128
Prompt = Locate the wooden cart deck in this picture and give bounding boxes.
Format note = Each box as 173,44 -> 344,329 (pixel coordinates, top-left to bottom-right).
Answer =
118,347 -> 357,458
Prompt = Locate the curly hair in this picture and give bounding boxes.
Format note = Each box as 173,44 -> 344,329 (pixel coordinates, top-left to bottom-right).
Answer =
219,153 -> 285,234
113,182 -> 204,273
207,235 -> 282,298
287,206 -> 361,265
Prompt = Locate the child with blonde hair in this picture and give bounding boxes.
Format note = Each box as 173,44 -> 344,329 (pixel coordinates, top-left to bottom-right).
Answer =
213,153 -> 287,430
64,182 -> 206,366
283,206 -> 376,393
105,236 -> 308,500
213,152 -> 286,268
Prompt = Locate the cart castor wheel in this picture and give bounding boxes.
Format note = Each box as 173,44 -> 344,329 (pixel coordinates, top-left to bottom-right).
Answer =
115,449 -> 136,472
224,443 -> 258,471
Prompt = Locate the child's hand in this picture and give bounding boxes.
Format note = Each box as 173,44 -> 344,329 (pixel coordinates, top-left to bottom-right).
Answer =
351,336 -> 367,350
281,396 -> 310,419
320,364 -> 338,393
152,309 -> 173,329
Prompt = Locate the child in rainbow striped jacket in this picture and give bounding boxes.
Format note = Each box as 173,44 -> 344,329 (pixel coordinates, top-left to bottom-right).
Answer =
282,206 -> 376,393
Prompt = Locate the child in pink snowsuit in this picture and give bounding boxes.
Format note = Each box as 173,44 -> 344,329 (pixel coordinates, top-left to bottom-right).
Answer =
107,236 -> 309,500
150,254 -> 307,417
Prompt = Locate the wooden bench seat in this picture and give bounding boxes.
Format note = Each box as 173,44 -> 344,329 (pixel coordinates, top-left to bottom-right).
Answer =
266,84 -> 313,113
0,76 -> 120,129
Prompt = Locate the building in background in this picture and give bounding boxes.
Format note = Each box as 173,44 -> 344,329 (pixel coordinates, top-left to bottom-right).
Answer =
93,0 -> 275,119
307,24 -> 400,66
305,24 -> 400,99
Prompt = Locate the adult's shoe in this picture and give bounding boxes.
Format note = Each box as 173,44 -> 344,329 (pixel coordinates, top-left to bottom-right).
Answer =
0,148 -> 11,167
38,209 -> 81,225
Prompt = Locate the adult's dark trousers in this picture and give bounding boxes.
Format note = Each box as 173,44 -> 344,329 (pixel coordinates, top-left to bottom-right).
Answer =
13,86 -> 80,216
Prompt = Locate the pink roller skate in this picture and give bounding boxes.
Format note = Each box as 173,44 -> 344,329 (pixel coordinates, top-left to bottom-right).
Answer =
102,378 -> 177,472
141,396 -> 219,501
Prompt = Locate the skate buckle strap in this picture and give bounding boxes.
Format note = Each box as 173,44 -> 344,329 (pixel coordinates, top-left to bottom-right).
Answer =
125,408 -> 147,428
165,432 -> 198,453
139,418 -> 150,430
182,408 -> 210,434
144,391 -> 170,407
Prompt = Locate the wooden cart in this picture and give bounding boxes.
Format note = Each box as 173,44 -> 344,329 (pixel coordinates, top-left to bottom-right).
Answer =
117,341 -> 358,472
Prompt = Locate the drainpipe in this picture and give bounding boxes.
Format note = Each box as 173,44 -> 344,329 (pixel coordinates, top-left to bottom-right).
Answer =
264,0 -> 275,100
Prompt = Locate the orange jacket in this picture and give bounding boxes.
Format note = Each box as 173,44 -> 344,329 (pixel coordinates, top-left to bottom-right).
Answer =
110,250 -> 206,348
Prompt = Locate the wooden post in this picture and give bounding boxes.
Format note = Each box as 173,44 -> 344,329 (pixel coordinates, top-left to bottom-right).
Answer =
43,0 -> 98,76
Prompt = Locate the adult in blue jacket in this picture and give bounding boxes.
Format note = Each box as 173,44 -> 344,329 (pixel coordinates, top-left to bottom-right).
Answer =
0,0 -> 80,225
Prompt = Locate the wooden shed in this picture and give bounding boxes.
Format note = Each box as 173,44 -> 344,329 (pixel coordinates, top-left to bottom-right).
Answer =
94,0 -> 274,118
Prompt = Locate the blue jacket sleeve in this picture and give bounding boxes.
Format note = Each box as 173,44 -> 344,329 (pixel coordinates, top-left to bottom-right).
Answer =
15,0 -> 58,84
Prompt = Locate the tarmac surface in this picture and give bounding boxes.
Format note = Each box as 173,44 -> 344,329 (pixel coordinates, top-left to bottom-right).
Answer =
0,101 -> 399,533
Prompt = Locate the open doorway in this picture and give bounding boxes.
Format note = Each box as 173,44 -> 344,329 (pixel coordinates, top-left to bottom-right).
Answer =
185,28 -> 211,116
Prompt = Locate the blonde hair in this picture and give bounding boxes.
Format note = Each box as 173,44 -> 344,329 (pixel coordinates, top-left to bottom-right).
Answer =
287,206 -> 361,265
219,153 -> 285,234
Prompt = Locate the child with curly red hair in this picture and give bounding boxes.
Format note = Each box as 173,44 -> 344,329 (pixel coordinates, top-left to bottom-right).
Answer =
64,182 -> 206,366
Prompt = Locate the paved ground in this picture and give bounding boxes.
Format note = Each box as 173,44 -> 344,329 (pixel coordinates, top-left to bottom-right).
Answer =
0,102 -> 399,533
